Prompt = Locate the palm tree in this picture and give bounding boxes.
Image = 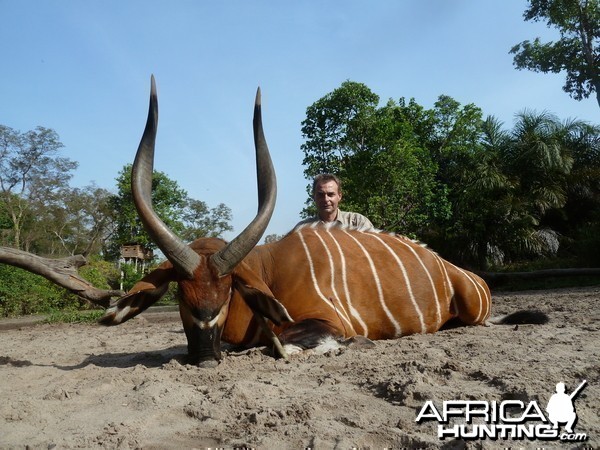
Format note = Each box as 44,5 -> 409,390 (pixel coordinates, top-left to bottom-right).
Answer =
560,120 -> 600,264
443,112 -> 581,267
509,111 -> 574,211
498,111 -> 576,260
436,116 -> 512,269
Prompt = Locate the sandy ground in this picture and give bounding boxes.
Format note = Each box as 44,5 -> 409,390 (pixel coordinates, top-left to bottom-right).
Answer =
0,286 -> 598,449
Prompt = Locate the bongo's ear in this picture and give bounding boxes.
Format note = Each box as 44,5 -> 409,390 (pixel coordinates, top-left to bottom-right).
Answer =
100,261 -> 175,325
231,261 -> 293,326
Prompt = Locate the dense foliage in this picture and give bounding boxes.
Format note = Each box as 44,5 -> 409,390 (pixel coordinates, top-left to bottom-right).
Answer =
510,0 -> 600,107
1,1 -> 598,316
0,131 -> 234,316
106,164 -> 233,260
0,259 -> 120,317
301,82 -> 600,269
301,83 -> 451,234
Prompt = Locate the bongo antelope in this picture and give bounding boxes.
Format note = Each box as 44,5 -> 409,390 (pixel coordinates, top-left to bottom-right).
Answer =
101,77 -> 546,367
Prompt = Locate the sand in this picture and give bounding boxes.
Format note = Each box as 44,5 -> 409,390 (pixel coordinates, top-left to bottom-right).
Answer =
0,286 -> 598,449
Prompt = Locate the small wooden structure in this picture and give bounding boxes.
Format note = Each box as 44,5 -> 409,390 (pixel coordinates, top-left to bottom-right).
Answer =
119,244 -> 154,290
120,244 -> 153,261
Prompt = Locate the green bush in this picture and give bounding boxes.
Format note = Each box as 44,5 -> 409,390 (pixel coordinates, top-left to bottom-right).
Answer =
118,261 -> 178,306
79,258 -> 121,290
0,258 -> 123,318
44,308 -> 104,324
119,263 -> 145,292
157,283 -> 179,306
0,265 -> 73,317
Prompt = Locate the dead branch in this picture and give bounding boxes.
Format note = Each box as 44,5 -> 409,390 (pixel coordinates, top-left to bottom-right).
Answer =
0,246 -> 124,307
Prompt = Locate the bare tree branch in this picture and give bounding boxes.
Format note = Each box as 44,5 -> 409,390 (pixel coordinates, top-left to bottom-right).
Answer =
0,246 -> 124,307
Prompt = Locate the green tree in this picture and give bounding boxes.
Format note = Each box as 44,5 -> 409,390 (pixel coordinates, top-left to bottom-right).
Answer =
179,199 -> 233,242
0,126 -> 125,312
563,121 -> 600,227
551,119 -> 600,264
26,184 -> 115,257
430,116 -> 512,268
0,125 -> 77,249
301,81 -> 380,180
428,95 -> 485,182
510,0 -> 600,107
107,164 -> 189,259
301,82 -> 600,269
508,111 -> 574,217
300,82 -> 449,234
341,100 -> 449,234
107,164 -> 233,260
440,111 -> 588,268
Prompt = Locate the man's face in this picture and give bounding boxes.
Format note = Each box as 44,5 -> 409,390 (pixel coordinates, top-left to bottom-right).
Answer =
313,180 -> 342,218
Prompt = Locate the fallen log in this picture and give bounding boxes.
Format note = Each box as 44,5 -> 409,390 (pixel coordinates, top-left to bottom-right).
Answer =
0,247 -> 124,307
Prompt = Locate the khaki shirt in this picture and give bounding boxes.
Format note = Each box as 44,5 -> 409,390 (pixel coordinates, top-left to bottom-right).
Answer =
296,210 -> 375,232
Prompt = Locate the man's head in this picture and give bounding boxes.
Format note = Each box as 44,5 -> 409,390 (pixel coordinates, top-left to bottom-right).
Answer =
312,174 -> 342,221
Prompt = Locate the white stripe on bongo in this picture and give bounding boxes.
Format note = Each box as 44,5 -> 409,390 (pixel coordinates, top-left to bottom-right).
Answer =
431,253 -> 456,314
367,234 -> 426,333
453,265 -> 488,323
325,228 -> 369,336
469,272 -> 491,321
113,305 -> 131,323
296,229 -> 354,331
341,229 -> 402,337
397,238 -> 451,328
311,228 -> 354,331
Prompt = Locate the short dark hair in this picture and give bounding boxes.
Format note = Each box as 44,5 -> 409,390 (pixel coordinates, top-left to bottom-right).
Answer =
312,173 -> 342,195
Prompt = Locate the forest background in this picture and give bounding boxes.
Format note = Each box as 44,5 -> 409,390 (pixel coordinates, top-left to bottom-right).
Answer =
0,0 -> 598,317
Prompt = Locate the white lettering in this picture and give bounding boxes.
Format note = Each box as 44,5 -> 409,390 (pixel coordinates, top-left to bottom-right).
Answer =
443,401 -> 468,422
438,424 -> 459,438
415,400 -> 443,422
521,399 -> 547,422
437,424 -> 560,440
464,401 -> 489,423
499,400 -> 524,423
419,396 -> 587,441
560,432 -> 588,442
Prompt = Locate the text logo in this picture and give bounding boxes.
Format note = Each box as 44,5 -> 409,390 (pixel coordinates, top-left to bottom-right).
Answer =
415,380 -> 588,442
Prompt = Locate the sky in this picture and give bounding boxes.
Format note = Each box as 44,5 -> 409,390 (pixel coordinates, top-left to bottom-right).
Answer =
1,1 -> 598,242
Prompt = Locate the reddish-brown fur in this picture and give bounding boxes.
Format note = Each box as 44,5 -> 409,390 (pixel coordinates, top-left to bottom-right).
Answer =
225,225 -> 491,344
101,79 -> 493,366
102,224 -> 491,364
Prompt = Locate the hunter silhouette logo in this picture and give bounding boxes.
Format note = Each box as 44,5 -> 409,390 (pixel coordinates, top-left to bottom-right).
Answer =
416,379 -> 589,442
546,380 -> 586,434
